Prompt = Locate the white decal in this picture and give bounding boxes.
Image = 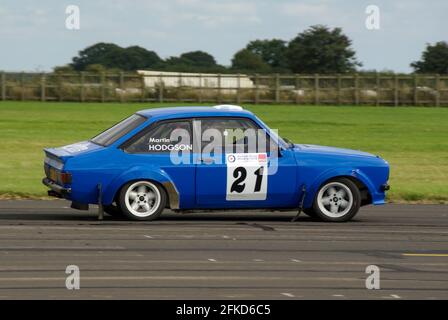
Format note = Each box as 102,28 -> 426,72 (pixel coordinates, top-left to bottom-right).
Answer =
226,153 -> 268,201
62,142 -> 89,153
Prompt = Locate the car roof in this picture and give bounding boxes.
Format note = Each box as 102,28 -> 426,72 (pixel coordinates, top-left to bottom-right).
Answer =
136,106 -> 254,119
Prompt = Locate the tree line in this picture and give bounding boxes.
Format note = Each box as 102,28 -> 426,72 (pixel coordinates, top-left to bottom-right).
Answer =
55,25 -> 448,75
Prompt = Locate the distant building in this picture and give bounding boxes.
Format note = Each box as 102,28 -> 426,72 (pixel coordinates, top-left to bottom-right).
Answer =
137,70 -> 254,93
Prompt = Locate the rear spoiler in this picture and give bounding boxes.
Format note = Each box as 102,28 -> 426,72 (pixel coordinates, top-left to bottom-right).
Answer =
43,140 -> 96,162
44,148 -> 73,162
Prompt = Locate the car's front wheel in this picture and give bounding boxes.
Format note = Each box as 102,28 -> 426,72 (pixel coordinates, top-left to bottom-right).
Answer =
313,178 -> 361,222
119,180 -> 166,221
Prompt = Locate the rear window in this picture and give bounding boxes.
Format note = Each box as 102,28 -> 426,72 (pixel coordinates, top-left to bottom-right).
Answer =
90,114 -> 147,146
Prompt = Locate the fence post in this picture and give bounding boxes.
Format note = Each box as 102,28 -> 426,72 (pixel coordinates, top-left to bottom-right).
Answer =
40,73 -> 46,102
275,74 -> 280,103
101,72 -> 106,102
198,74 -> 202,103
20,72 -> 25,101
375,73 -> 380,106
58,73 -> 63,102
435,74 -> 440,107
177,73 -> 182,102
119,72 -> 124,103
314,74 -> 319,105
217,74 -> 222,103
80,72 -> 85,102
1,72 -> 5,100
254,74 -> 259,104
295,74 -> 300,105
158,73 -> 164,103
413,74 -> 418,106
236,73 -> 241,104
394,74 -> 399,106
337,74 -> 341,105
141,74 -> 146,102
354,74 -> 359,105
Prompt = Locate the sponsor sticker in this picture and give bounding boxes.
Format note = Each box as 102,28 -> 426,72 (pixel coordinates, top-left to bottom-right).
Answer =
226,153 -> 268,201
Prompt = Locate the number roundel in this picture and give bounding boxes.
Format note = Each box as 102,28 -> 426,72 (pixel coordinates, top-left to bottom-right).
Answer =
226,153 -> 268,201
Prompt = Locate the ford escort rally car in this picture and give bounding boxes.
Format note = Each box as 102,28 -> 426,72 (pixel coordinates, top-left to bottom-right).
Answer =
43,105 -> 390,222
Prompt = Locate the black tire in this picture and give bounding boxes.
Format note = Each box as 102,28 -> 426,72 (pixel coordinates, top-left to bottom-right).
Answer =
119,180 -> 167,221
312,177 -> 361,222
302,207 -> 317,218
103,203 -> 123,217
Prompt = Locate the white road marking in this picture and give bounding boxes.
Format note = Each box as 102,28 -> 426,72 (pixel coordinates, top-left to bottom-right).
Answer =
253,259 -> 264,262
381,294 -> 402,299
0,275 -> 393,283
281,293 -> 295,298
208,259 -> 217,262
143,235 -> 153,239
332,294 -> 345,298
291,259 -> 302,263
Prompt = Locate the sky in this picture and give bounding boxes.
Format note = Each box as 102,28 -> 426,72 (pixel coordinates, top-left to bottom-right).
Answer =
0,0 -> 446,72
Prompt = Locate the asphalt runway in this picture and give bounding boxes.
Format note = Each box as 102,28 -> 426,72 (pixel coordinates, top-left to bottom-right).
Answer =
0,200 -> 447,300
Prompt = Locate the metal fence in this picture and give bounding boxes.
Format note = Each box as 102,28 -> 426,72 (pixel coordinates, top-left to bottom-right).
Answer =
1,71 -> 448,106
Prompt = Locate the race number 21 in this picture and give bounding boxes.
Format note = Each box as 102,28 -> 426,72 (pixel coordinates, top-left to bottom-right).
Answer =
226,153 -> 268,201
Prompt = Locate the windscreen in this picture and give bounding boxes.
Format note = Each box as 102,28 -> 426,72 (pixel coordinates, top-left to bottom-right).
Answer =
90,114 -> 147,146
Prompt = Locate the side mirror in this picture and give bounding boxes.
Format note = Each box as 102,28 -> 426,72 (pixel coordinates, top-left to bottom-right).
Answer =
278,147 -> 284,157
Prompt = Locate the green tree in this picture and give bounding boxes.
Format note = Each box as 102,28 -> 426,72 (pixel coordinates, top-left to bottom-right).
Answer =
179,51 -> 217,67
246,39 -> 289,72
70,43 -> 162,71
231,49 -> 271,73
84,64 -> 107,73
411,42 -> 448,74
286,25 -> 361,73
120,45 -> 163,70
53,65 -> 75,73
162,51 -> 226,73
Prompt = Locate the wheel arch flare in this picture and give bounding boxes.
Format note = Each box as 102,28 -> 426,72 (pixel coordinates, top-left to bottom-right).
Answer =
103,166 -> 180,209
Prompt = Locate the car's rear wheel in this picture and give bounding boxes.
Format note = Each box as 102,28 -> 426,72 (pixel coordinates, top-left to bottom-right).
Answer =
313,178 -> 361,222
119,180 -> 166,221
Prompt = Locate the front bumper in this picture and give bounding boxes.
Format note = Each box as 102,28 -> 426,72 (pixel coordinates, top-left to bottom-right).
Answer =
42,177 -> 71,198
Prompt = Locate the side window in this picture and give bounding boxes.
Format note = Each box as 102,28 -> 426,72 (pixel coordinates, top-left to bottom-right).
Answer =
124,120 -> 192,153
199,118 -> 277,154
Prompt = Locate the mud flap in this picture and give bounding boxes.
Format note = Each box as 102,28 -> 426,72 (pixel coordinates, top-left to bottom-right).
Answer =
291,185 -> 307,222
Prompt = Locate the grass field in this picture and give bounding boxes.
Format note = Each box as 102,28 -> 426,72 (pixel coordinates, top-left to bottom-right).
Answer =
0,101 -> 447,203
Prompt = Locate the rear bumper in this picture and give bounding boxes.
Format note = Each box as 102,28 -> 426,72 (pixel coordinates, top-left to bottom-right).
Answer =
42,178 -> 71,197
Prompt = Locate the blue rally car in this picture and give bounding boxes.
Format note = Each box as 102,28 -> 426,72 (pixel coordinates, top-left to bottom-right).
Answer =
43,105 -> 390,222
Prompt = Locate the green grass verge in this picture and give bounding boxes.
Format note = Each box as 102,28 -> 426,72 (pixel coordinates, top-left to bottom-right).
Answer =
0,101 -> 447,203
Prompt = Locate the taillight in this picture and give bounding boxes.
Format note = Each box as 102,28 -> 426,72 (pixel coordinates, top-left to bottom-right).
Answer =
60,172 -> 72,184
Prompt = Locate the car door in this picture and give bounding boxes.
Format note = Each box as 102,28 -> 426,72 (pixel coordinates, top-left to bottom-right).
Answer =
194,117 -> 298,209
121,118 -> 197,208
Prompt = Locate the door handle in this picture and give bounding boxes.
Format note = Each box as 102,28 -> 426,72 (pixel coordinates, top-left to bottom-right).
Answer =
201,158 -> 214,164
